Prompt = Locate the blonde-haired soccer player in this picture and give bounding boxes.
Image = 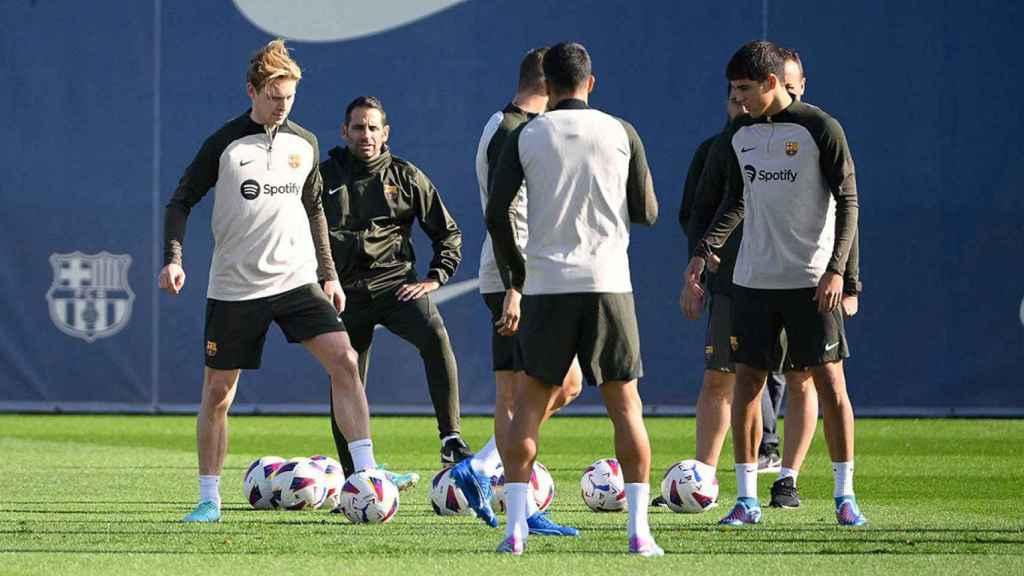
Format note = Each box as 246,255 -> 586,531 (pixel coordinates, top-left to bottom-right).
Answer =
160,40 -> 379,522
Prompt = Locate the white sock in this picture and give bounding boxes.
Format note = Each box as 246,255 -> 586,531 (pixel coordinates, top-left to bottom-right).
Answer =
778,467 -> 799,484
832,461 -> 854,498
695,460 -> 716,481
348,438 -> 377,472
525,489 -> 539,517
504,482 -> 530,542
735,463 -> 758,500
470,436 -> 502,477
625,483 -> 651,540
198,475 -> 220,508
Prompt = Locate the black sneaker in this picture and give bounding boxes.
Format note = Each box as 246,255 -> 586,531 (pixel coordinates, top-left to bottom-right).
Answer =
440,436 -> 473,466
769,476 -> 801,508
757,447 -> 782,474
651,495 -> 667,507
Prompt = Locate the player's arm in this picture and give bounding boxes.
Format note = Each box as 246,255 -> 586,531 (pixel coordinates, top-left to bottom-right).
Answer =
398,168 -> 462,302
484,120 -> 520,291
620,119 -> 657,226
160,133 -> 220,295
679,137 -> 713,233
686,131 -> 745,293
686,134 -> 728,259
299,143 -> 343,312
820,116 -> 859,276
817,116 -> 859,312
485,124 -> 528,291
842,228 -> 861,317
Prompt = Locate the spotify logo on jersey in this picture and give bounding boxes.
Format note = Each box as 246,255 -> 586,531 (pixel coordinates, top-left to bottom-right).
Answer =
240,179 -> 261,200
744,165 -> 756,183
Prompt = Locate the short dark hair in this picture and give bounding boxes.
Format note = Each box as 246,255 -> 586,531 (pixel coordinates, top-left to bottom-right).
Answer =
780,47 -> 804,78
518,47 -> 547,94
726,40 -> 785,83
542,42 -> 591,93
344,96 -> 388,126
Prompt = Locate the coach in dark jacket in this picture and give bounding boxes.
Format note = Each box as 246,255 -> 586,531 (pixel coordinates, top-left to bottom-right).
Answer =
322,96 -> 471,477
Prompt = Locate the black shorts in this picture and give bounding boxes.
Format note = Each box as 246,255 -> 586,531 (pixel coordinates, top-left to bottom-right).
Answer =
704,292 -> 735,373
204,283 -> 345,370
731,286 -> 849,371
706,292 -> 790,374
482,292 -> 517,372
516,292 -> 642,387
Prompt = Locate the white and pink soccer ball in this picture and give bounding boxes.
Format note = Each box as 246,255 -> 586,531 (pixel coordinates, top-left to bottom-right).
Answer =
490,462 -> 554,514
580,458 -> 626,512
428,467 -> 471,516
337,469 -> 400,524
309,455 -> 345,510
660,459 -> 719,513
271,458 -> 328,510
244,456 -> 286,509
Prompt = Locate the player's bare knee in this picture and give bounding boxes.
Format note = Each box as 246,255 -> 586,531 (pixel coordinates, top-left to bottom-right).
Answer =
327,347 -> 361,389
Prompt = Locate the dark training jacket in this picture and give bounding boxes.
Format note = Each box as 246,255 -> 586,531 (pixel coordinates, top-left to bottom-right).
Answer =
320,146 -> 462,297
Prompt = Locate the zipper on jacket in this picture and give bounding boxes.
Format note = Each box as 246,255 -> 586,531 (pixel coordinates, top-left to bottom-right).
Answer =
265,126 -> 276,170
766,115 -> 774,157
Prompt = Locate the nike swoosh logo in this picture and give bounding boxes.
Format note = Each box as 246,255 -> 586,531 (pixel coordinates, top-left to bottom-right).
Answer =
240,159 -> 254,166
740,146 -> 756,153
825,342 -> 839,351
233,0 -> 469,42
328,186 -> 343,195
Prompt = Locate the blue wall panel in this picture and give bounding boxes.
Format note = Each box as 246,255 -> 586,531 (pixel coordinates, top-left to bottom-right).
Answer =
0,0 -> 1020,415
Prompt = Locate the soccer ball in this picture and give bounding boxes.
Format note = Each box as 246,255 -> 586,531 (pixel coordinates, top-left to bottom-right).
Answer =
660,459 -> 719,513
309,455 -> 345,510
337,469 -> 400,524
490,461 -> 554,514
243,456 -> 285,509
428,467 -> 471,516
580,458 -> 626,512
271,458 -> 328,510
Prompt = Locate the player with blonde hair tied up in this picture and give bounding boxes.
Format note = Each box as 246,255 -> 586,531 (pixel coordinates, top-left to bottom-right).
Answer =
161,39 -> 380,523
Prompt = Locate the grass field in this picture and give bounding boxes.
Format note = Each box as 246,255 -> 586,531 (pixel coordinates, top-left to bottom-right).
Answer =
1,415 -> 1022,575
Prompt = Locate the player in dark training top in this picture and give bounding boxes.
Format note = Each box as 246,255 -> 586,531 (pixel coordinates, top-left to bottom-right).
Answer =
320,96 -> 469,482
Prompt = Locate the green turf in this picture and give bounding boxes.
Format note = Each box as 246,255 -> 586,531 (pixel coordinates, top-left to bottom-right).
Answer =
1,415 -> 1022,575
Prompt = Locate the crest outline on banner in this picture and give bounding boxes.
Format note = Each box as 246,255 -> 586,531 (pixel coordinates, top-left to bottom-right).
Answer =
46,251 -> 135,343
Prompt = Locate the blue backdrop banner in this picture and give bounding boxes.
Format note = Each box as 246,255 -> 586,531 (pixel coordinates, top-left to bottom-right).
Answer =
1,1 -> 1021,416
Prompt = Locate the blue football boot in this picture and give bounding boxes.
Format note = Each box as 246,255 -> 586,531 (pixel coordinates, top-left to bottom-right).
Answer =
835,495 -> 868,526
182,500 -> 221,523
449,459 -> 498,527
718,497 -> 762,526
527,511 -> 579,536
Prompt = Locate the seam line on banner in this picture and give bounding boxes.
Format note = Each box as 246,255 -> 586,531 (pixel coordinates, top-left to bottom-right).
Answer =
151,0 -> 162,409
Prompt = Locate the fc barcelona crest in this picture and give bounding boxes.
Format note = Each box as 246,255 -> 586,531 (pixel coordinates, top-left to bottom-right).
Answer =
729,336 -> 739,351
384,184 -> 399,202
46,251 -> 135,343
785,141 -> 799,156
289,154 -> 301,169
